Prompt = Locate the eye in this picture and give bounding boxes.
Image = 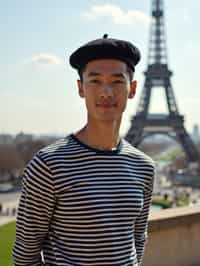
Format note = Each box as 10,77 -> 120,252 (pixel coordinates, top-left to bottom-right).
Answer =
90,79 -> 101,84
113,80 -> 124,84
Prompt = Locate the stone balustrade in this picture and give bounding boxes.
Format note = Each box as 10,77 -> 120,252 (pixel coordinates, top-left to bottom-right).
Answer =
142,205 -> 200,266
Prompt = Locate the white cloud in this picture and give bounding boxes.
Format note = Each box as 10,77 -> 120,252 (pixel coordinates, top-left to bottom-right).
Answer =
83,4 -> 151,26
183,14 -> 190,22
24,53 -> 64,65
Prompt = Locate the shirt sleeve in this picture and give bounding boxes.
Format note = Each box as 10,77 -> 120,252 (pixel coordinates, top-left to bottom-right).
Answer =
13,153 -> 55,266
134,165 -> 155,265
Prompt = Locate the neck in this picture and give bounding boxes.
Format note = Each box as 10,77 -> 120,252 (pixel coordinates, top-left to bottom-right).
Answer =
75,118 -> 122,151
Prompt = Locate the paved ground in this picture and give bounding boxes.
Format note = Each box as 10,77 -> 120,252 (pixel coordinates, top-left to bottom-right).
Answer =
0,216 -> 16,226
0,192 -> 20,226
0,191 -> 21,203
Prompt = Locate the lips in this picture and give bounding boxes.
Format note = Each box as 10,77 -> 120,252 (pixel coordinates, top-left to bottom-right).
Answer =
96,103 -> 117,108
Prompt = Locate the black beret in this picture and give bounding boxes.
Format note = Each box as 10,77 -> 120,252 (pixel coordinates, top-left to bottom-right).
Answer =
69,34 -> 141,72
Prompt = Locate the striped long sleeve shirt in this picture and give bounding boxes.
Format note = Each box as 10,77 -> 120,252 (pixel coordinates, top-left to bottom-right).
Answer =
13,134 -> 155,266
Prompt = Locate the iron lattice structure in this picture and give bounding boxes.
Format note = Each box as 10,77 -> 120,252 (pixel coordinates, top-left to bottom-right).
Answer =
125,0 -> 200,165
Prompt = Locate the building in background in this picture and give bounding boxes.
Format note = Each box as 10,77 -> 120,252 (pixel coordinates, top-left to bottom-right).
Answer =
192,124 -> 200,142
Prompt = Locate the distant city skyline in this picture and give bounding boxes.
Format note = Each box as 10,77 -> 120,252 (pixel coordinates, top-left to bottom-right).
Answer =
1,1 -> 200,136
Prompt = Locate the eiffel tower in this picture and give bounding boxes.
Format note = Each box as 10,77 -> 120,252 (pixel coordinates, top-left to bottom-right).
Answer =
125,0 -> 200,166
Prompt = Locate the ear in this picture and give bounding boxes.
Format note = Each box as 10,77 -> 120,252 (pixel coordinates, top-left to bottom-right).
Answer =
77,80 -> 85,98
128,80 -> 137,99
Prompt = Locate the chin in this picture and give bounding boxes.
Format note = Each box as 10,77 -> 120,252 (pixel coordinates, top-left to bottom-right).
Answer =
95,113 -> 122,122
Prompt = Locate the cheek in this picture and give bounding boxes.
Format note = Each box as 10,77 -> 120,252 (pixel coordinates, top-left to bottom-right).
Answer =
118,92 -> 129,110
118,89 -> 129,101
84,91 -> 96,107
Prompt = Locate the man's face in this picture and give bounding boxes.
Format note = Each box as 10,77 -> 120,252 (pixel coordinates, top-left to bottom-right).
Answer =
77,59 -> 137,122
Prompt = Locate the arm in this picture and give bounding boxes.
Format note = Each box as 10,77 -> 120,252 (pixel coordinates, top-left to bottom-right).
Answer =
134,166 -> 155,265
13,153 -> 55,266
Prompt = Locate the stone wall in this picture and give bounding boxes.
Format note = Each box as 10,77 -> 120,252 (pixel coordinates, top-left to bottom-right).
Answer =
142,205 -> 200,266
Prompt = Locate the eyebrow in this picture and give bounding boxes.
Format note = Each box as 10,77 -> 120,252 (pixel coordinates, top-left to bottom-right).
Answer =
112,73 -> 126,79
87,72 -> 126,79
88,72 -> 101,77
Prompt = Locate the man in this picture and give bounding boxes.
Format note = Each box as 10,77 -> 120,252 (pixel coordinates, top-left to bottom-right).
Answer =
13,34 -> 155,266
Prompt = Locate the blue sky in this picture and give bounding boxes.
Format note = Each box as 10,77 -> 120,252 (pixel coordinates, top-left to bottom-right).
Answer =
1,0 -> 200,136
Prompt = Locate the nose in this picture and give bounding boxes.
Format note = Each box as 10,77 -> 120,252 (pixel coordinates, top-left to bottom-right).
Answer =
99,84 -> 114,98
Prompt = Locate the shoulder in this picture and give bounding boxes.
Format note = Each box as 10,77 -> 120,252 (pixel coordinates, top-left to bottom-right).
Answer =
23,135 -> 75,171
22,135 -> 75,177
36,134 -> 75,160
121,139 -> 155,192
121,138 -> 155,168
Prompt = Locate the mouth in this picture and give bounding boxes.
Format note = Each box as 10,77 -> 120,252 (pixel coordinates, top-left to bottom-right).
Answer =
96,103 -> 117,108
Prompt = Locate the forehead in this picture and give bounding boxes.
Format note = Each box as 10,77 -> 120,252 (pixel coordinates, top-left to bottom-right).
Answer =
83,59 -> 128,75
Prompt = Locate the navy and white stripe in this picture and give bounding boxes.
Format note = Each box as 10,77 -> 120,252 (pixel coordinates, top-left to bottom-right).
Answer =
13,134 -> 155,266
